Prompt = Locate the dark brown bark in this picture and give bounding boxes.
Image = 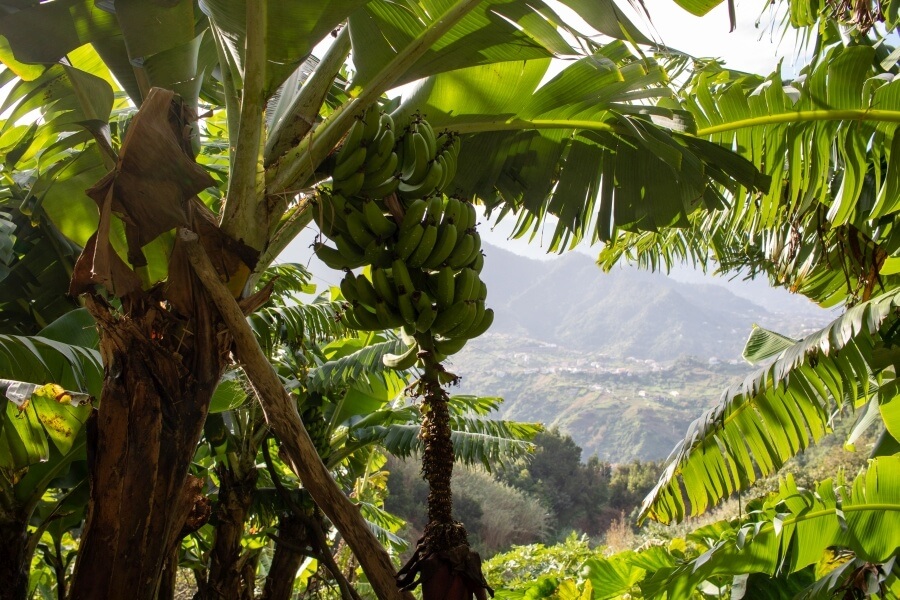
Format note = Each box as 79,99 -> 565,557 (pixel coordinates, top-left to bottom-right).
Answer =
68,297 -> 226,600
205,466 -> 258,600
181,228 -> 412,600
261,516 -> 309,600
0,515 -> 28,600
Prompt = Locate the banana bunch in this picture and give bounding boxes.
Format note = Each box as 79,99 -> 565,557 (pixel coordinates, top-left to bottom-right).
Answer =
331,107 -> 399,198
317,110 -> 491,372
300,393 -> 331,459
336,194 -> 493,367
395,116 -> 461,201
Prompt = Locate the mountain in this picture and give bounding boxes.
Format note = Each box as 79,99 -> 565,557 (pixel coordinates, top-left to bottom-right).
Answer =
478,244 -> 827,361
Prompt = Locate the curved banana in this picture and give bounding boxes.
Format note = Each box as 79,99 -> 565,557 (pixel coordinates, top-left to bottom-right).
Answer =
315,242 -> 354,270
346,209 -> 377,249
407,224 -> 438,268
401,131 -> 431,184
398,158 -> 443,200
372,267 -> 398,307
361,200 -> 396,238
400,199 -> 428,231
354,274 -> 380,309
431,266 -> 455,310
422,223 -> 458,269
332,171 -> 365,196
446,233 -> 475,269
332,145 -> 367,182
431,300 -> 471,335
434,336 -> 467,356
375,300 -> 404,330
464,306 -> 494,339
382,341 -> 419,370
395,223 -> 425,261
392,258 -> 415,296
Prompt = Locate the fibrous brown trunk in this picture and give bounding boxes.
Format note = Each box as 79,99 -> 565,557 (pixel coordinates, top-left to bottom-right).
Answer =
69,298 -> 226,600
66,88 -> 255,600
261,515 -> 309,600
0,516 -> 28,600
205,466 -> 258,600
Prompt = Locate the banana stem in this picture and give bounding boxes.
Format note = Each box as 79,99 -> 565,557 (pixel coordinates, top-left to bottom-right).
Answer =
413,333 -> 468,553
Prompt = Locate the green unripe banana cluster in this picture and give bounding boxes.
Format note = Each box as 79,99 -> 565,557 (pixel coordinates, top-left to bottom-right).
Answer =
314,110 -> 492,371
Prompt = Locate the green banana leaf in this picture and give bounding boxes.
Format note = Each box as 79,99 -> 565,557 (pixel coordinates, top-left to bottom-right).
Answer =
640,287 -> 900,524
647,456 -> 900,598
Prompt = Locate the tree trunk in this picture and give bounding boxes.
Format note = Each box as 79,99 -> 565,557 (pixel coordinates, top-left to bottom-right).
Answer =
205,466 -> 258,600
69,297 -> 226,600
261,515 -> 309,600
0,515 -> 28,600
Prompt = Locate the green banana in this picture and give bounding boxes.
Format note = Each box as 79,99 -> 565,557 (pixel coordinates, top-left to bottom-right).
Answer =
398,158 -> 443,200
382,341 -> 419,370
372,267 -> 398,307
332,145 -> 367,182
395,223 -> 425,261
431,300 -> 471,335
333,233 -> 366,265
441,196 -> 462,227
431,266 -> 455,310
361,151 -> 398,192
475,279 -> 487,302
336,119 -> 366,164
434,154 -> 450,193
425,195 -> 444,225
375,300 -> 405,330
444,301 -> 478,338
446,233 -> 475,269
340,272 -> 359,303
315,242 -> 354,270
401,131 -> 430,184
454,268 -> 478,304
397,292 -> 417,325
422,222 -> 458,269
361,107 -> 381,144
352,305 -> 383,331
364,239 -> 393,268
400,199 -> 428,231
470,250 -> 485,273
312,198 -> 350,238
464,307 -> 494,339
333,170 -> 365,196
363,175 -> 400,199
346,209 -> 377,248
416,118 -> 437,159
434,335 -> 467,356
460,200 -> 477,232
354,274 -> 380,309
362,199 -> 397,238
461,231 -> 482,267
455,300 -> 485,338
365,127 -> 396,174
392,258 -> 415,296
415,300 -> 437,332
407,224 -> 438,268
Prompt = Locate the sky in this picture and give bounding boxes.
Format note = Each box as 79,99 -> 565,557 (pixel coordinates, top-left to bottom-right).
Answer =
279,1 -> 829,313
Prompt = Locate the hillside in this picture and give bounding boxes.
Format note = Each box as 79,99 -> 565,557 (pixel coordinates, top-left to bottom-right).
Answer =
449,244 -> 831,461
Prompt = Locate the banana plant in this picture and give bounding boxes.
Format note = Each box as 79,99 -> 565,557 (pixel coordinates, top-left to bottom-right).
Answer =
0,309 -> 100,599
0,0 -> 771,597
